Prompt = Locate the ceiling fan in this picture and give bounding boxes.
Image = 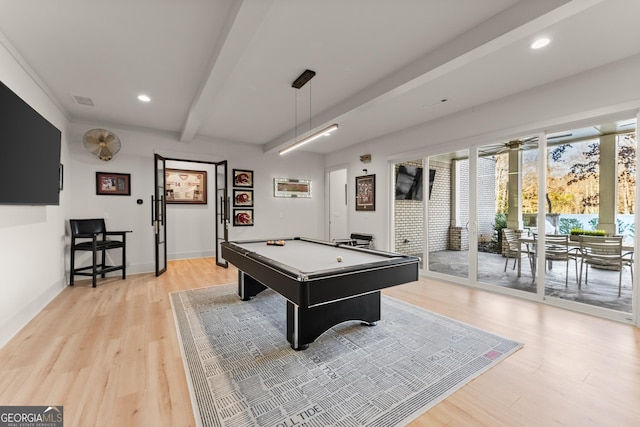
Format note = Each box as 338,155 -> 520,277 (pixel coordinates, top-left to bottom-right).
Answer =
478,138 -> 536,156
478,133 -> 573,156
83,129 -> 121,161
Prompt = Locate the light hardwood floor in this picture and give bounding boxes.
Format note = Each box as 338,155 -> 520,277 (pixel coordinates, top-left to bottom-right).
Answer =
0,258 -> 638,426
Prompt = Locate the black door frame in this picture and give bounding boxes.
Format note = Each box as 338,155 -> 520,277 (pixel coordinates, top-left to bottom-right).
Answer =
153,155 -> 229,276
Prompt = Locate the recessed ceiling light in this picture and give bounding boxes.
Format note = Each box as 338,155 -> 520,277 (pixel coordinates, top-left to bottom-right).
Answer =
137,94 -> 151,102
530,38 -> 550,50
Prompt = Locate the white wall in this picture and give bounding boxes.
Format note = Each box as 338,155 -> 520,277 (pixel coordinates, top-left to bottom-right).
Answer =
165,160 -> 216,260
3,42 -> 639,348
65,122 -> 326,275
0,41 -> 71,347
1,31 -> 325,346
325,54 -> 640,252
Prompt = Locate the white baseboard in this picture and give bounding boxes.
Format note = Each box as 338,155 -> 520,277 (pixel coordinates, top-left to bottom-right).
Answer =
0,278 -> 65,348
168,250 -> 215,261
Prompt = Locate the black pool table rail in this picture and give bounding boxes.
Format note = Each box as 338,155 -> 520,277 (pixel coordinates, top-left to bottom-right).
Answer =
223,236 -> 415,281
220,237 -> 420,350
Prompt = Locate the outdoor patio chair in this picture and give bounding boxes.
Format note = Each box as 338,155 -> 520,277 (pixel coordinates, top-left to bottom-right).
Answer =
578,235 -> 632,296
542,234 -> 579,287
502,229 -> 533,273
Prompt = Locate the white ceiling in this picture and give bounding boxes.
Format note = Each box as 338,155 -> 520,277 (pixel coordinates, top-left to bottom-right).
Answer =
1,0 -> 639,155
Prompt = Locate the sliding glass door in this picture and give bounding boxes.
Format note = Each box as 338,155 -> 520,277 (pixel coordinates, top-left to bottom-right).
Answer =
542,126 -> 636,314
421,116 -> 636,322
393,159 -> 425,269
421,150 -> 470,281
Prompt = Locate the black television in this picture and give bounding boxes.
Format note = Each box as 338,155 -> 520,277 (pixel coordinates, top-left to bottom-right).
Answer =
0,81 -> 61,205
395,166 -> 435,200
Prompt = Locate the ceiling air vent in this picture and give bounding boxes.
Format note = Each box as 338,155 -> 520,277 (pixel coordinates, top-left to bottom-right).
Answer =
72,95 -> 95,106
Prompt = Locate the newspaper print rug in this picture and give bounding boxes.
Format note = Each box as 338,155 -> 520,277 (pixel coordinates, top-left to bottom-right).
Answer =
170,284 -> 522,427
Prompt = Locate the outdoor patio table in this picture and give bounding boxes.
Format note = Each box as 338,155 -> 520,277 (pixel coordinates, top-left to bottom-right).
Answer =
517,235 -> 633,280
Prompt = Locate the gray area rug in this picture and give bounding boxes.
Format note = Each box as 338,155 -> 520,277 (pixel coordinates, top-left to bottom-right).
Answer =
170,284 -> 522,427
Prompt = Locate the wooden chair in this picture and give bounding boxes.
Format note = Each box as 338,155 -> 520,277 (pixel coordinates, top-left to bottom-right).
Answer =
578,235 -> 631,296
69,219 -> 131,287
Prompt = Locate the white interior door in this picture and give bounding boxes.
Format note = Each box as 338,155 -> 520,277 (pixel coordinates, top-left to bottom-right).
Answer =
329,168 -> 348,241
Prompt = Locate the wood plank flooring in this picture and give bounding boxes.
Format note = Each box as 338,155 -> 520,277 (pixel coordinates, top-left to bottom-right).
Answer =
0,258 -> 638,426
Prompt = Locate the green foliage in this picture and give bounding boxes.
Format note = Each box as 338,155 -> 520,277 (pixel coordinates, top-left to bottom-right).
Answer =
617,219 -> 635,236
493,212 -> 507,230
490,213 -> 507,253
569,229 -> 606,236
559,218 -> 583,234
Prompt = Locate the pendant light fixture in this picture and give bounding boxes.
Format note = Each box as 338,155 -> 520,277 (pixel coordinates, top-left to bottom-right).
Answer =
279,69 -> 338,155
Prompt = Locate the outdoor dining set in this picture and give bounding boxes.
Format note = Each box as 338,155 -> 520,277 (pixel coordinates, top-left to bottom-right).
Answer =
503,229 -> 633,296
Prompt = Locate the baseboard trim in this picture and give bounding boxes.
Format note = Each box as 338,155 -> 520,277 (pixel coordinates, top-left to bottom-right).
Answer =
0,277 -> 65,348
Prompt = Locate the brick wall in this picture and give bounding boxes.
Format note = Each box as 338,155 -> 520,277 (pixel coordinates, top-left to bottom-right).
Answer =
428,161 -> 450,252
394,160 -> 424,256
478,156 -> 497,243
395,157 -> 497,254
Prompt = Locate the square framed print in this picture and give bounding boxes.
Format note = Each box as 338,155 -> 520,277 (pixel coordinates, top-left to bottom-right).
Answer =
166,168 -> 207,204
233,169 -> 253,188
233,209 -> 254,226
233,189 -> 254,207
96,172 -> 131,196
355,174 -> 375,211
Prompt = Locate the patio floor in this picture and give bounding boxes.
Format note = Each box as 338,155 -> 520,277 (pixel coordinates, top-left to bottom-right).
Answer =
426,250 -> 633,313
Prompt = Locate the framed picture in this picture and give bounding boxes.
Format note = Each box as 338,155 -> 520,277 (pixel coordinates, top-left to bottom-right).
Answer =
233,189 -> 254,207
355,174 -> 375,211
233,169 -> 253,188
273,178 -> 311,198
96,172 -> 131,196
233,209 -> 254,226
166,168 -> 207,204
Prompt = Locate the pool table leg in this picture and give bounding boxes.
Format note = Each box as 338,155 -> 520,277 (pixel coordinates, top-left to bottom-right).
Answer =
238,271 -> 266,301
286,291 -> 381,350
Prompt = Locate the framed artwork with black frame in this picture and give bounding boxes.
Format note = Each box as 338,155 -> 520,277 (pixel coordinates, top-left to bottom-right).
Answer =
233,209 -> 254,226
355,174 -> 375,211
233,169 -> 253,188
233,189 -> 254,207
96,172 -> 131,196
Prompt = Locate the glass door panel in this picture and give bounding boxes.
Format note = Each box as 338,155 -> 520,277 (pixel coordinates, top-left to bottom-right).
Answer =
215,161 -> 229,267
476,140 -> 537,292
542,122 -> 636,315
153,153 -> 167,276
393,159 -> 425,269
425,151 -> 469,279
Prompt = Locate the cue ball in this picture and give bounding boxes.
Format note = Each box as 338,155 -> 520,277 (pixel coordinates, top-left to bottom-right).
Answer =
337,256 -> 343,262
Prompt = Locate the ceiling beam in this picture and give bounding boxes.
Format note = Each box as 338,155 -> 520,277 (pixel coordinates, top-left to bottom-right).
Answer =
179,0 -> 275,143
263,0 -> 601,154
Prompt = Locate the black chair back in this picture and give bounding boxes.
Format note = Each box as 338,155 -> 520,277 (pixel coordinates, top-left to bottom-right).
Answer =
70,219 -> 107,237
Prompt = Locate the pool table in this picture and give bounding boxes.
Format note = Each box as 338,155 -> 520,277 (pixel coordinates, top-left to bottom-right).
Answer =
220,237 -> 420,350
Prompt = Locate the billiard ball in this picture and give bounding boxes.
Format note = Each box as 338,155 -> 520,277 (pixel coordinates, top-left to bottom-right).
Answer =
337,256 -> 343,262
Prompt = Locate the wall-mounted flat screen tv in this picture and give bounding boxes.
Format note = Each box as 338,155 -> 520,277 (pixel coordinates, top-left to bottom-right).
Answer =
395,165 -> 436,200
0,81 -> 61,205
